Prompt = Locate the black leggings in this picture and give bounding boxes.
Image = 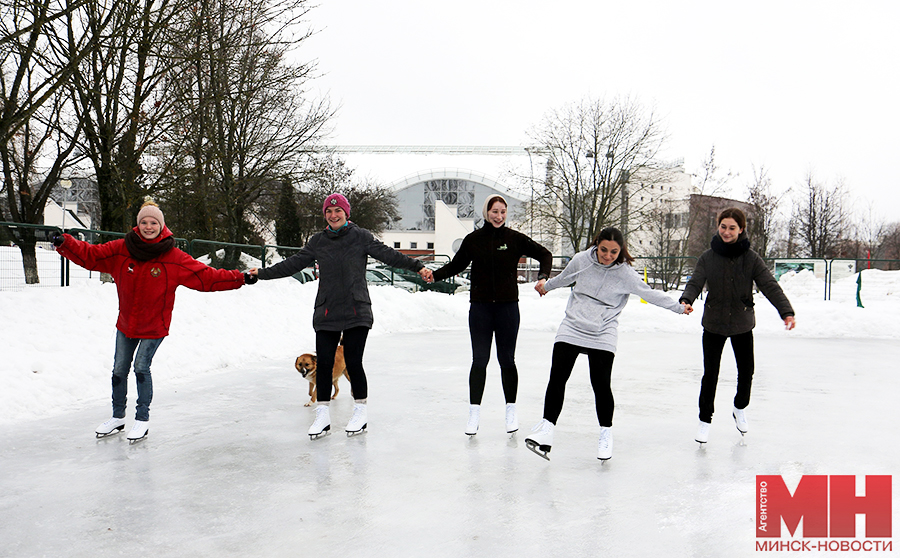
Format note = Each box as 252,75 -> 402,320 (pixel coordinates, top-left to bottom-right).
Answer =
541,342 -> 616,427
315,327 -> 369,403
699,329 -> 754,423
468,302 -> 520,405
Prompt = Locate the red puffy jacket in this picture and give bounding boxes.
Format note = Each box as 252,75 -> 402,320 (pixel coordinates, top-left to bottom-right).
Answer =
57,228 -> 245,338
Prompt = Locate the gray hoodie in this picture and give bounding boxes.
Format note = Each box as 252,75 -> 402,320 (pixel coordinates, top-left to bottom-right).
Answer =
544,247 -> 684,353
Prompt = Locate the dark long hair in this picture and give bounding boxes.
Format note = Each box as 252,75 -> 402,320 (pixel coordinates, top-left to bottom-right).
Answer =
591,227 -> 634,265
717,207 -> 747,230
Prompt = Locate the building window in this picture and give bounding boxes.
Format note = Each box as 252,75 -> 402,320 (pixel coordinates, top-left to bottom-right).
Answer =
427,242 -> 434,249
394,242 -> 401,248
410,242 -> 417,249
420,179 -> 476,230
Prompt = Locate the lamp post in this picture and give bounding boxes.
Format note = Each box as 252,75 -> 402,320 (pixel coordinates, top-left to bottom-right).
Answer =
59,179 -> 72,231
525,146 -> 536,280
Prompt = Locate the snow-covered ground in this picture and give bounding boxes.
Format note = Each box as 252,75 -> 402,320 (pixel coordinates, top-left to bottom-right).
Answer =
1,248 -> 898,557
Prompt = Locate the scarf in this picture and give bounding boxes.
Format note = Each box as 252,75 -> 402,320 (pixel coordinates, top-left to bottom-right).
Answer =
125,230 -> 175,261
710,232 -> 750,258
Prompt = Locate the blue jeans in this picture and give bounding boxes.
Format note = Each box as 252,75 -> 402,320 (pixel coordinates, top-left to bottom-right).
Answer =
111,330 -> 164,421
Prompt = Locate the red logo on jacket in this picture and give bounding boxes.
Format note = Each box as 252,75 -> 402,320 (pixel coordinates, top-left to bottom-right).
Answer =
150,267 -> 162,277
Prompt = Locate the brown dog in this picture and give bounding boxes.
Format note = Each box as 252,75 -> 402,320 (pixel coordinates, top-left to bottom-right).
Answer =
294,347 -> 350,407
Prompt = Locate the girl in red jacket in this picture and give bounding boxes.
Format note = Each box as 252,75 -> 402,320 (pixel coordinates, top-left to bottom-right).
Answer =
53,201 -> 251,442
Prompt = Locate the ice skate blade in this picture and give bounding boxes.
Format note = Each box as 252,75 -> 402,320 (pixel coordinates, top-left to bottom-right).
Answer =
309,429 -> 331,440
733,414 -> 748,435
127,433 -> 148,444
96,426 -> 125,439
346,425 -> 367,437
525,440 -> 550,461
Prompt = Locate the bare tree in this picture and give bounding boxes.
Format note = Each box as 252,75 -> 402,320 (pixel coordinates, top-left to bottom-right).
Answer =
526,96 -> 666,254
854,202 -> 887,262
67,0 -> 196,233
1,0 -> 109,147
640,146 -> 736,290
878,222 -> 900,264
0,81 -> 83,282
745,164 -> 785,259
792,173 -> 849,258
1,0 -> 100,282
160,0 -> 332,267
683,145 -> 736,256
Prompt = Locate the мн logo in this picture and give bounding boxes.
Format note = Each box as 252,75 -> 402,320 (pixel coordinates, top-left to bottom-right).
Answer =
757,475 -> 891,540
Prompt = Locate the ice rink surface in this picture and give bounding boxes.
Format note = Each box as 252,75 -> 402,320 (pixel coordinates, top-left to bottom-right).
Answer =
1,328 -> 896,558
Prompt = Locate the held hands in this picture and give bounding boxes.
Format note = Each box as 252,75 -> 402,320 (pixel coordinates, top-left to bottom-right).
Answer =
784,316 -> 796,330
418,268 -> 434,283
681,302 -> 693,315
535,279 -> 548,297
243,268 -> 259,285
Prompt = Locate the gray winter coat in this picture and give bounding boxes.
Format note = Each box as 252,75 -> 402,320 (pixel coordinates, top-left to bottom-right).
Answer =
680,233 -> 794,336
258,223 -> 424,331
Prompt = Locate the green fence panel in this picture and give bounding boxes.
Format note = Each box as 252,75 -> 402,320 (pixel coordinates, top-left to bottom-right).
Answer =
0,222 -> 66,289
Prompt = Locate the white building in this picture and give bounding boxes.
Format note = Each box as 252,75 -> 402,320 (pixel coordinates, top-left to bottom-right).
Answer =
42,179 -> 99,230
335,147 -> 539,264
336,146 -> 695,263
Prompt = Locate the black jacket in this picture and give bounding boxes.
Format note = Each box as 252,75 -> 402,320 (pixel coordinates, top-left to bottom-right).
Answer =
680,233 -> 794,336
258,223 -> 424,331
432,224 -> 552,303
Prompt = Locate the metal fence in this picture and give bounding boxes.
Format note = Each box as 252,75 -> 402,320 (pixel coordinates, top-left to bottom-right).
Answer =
3,221 -> 899,300
1,222 -> 67,290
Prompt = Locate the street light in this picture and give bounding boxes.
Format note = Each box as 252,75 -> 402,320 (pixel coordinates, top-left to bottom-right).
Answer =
59,179 -> 72,231
585,149 -> 628,236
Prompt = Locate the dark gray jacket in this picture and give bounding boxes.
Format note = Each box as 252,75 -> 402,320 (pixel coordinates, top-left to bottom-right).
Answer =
680,233 -> 794,336
258,223 -> 424,331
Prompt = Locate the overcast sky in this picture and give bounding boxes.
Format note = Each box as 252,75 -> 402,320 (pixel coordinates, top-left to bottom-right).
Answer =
301,1 -> 900,223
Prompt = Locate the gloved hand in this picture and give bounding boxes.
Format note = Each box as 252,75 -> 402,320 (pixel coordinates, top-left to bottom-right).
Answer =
243,272 -> 258,285
50,232 -> 64,248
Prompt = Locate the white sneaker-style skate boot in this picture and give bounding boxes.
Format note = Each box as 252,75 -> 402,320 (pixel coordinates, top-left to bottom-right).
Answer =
95,417 -> 126,438
695,421 -> 711,444
345,403 -> 367,435
505,403 -> 519,433
465,404 -> 481,436
597,426 -> 613,461
525,419 -> 554,460
733,406 -> 748,434
127,420 -> 149,443
308,405 -> 331,439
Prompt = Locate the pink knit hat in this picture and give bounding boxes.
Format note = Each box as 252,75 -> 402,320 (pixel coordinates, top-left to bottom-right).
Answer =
323,193 -> 351,216
136,202 -> 165,229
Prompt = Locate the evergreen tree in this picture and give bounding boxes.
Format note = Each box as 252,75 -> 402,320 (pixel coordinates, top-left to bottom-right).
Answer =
274,180 -> 303,255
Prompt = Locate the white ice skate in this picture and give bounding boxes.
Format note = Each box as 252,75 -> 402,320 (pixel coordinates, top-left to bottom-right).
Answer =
95,417 -> 126,438
695,421 -> 711,444
345,403 -> 367,436
308,405 -> 331,439
465,404 -> 480,436
525,419 -> 554,460
597,426 -> 613,461
127,420 -> 149,443
505,403 -> 519,434
733,406 -> 748,434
